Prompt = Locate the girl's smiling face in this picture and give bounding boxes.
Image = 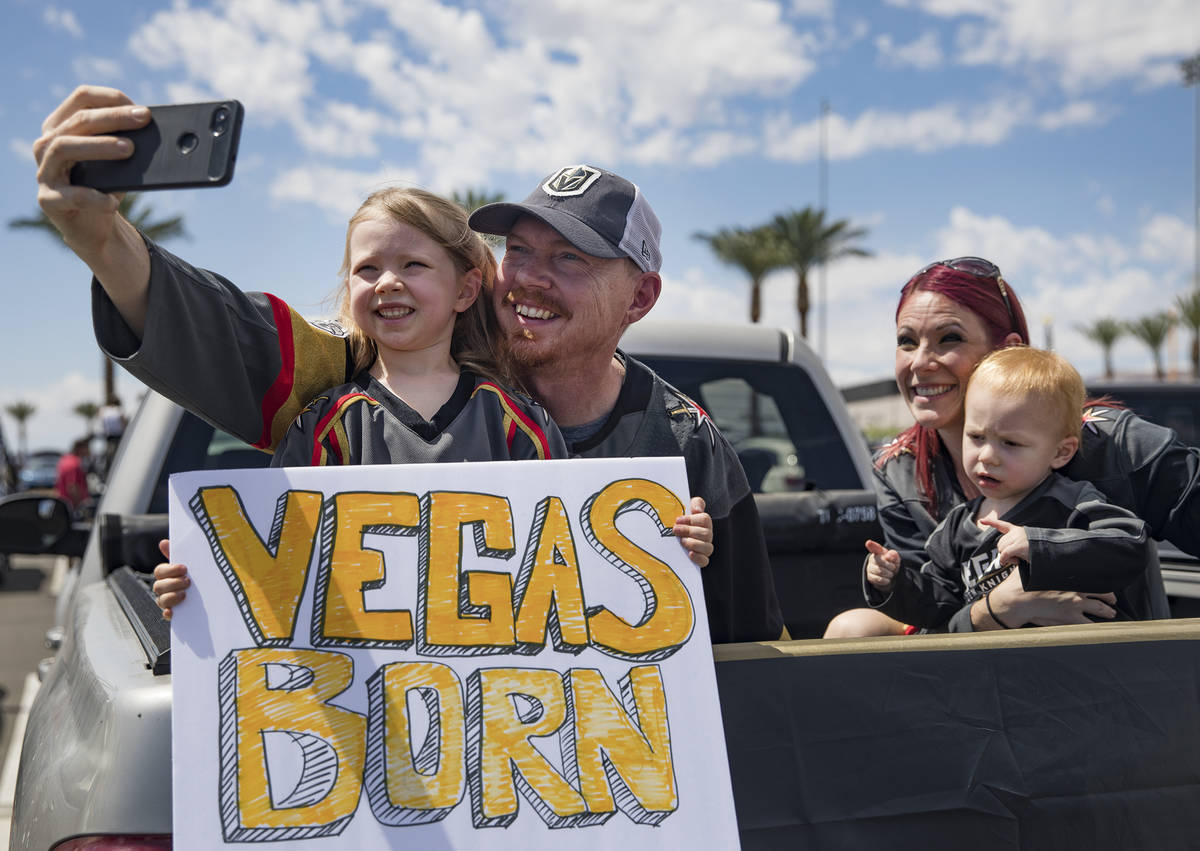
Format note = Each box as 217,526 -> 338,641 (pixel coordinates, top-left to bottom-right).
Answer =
894,289 -> 997,436
346,214 -> 478,363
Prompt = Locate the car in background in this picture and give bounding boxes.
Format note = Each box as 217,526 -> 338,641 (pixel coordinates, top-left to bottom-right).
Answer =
17,450 -> 62,492
1087,380 -> 1199,448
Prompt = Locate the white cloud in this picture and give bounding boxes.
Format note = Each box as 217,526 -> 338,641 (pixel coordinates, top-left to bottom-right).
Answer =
1,372 -> 121,458
71,56 -> 122,82
764,93 -> 1121,163
1036,100 -> 1105,131
653,266 -> 750,327
129,2 -> 316,122
801,204 -> 1196,384
125,0 -> 821,177
908,0 -> 1197,91
293,101 -> 402,159
9,138 -> 33,163
43,7 -> 82,38
790,0 -> 834,18
269,163 -> 424,221
875,30 -> 943,70
765,96 -> 1033,162
1139,213 -> 1194,267
927,205 -> 1196,379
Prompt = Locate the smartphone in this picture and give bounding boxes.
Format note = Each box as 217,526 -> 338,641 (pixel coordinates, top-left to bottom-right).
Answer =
70,100 -> 244,193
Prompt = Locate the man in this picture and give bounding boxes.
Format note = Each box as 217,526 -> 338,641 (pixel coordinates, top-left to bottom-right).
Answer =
55,437 -> 91,511
34,86 -> 785,643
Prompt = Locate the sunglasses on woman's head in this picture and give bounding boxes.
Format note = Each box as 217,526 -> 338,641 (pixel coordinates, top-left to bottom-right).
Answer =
911,256 -> 1018,334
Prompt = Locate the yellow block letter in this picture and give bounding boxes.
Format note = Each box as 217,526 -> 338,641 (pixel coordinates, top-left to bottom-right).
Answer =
217,648 -> 366,839
364,661 -> 465,825
581,479 -> 695,660
563,665 -> 677,825
467,667 -> 590,828
420,492 -> 516,654
190,486 -> 322,645
317,491 -> 418,646
513,496 -> 589,655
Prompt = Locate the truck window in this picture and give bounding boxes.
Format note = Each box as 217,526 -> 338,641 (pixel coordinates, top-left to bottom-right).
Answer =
638,356 -> 861,492
149,412 -> 271,513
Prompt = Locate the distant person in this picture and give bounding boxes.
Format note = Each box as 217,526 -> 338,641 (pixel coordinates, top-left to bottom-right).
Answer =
55,437 -> 91,511
99,394 -> 126,472
864,347 -> 1151,630
824,257 -> 1195,637
35,86 -> 777,643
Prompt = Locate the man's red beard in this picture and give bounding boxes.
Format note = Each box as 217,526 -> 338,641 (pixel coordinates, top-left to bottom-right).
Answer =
496,288 -> 571,370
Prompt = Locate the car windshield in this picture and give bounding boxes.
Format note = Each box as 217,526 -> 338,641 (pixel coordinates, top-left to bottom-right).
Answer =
637,356 -> 861,492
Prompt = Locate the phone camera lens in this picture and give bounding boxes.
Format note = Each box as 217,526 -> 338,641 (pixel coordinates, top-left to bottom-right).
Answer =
211,106 -> 230,137
177,132 -> 199,155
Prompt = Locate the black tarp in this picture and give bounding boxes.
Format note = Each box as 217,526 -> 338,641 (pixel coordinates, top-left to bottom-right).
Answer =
714,620 -> 1200,850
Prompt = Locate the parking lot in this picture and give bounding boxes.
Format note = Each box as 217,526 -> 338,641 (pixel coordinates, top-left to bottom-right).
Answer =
0,555 -> 62,849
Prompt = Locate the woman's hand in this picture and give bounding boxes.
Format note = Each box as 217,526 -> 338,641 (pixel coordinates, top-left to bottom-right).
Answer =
864,539 -> 901,592
674,496 -> 713,567
980,568 -> 1116,629
151,538 -> 190,621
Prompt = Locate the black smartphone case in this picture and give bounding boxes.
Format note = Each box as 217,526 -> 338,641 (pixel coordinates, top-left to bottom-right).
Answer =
70,100 -> 244,193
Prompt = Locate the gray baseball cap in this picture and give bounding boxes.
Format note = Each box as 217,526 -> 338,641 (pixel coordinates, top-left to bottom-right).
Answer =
468,165 -> 662,273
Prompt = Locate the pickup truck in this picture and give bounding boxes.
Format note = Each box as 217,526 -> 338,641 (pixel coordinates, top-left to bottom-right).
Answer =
4,322 -> 1198,850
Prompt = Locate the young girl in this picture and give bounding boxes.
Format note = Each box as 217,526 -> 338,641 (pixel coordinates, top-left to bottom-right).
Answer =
153,187 -> 712,616
269,186 -> 565,467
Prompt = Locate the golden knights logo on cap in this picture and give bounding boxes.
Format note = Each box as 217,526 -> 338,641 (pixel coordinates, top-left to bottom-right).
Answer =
541,165 -> 602,197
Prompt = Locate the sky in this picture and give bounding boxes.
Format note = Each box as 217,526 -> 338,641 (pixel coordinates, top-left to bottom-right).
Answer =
1,0 -> 1197,454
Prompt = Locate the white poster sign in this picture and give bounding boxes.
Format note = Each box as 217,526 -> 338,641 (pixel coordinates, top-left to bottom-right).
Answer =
168,456 -> 740,849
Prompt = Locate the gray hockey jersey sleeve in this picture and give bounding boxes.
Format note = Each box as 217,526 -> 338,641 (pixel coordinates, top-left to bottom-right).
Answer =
1066,408 -> 1200,558
93,237 -> 356,450
1018,493 -> 1150,594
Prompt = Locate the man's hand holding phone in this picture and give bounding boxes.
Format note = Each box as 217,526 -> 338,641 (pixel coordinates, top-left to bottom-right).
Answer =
34,86 -> 242,336
34,86 -> 151,260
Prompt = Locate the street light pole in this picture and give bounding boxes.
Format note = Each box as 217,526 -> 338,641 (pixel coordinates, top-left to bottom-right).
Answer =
1183,54 -> 1200,293
818,98 -> 830,361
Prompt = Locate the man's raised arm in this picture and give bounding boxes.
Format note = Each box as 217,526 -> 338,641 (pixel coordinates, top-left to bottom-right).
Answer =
34,85 -> 153,335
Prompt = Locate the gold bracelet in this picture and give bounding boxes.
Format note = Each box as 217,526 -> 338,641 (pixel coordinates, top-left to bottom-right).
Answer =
985,590 -> 1013,629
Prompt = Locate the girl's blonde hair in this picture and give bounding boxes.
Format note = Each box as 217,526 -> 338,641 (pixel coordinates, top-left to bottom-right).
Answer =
335,186 -> 506,384
967,346 -> 1085,439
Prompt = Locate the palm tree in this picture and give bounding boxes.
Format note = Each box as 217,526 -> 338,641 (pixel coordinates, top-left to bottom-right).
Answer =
452,188 -> 505,247
770,208 -> 870,339
9,193 -> 187,244
74,401 -> 100,437
693,226 -> 786,322
1075,318 -> 1126,379
1125,312 -> 1176,380
1175,290 -> 1200,379
5,402 -> 36,460
9,194 -> 187,403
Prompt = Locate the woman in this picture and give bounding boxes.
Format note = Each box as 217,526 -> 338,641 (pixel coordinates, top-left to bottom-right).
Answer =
826,257 -> 1197,636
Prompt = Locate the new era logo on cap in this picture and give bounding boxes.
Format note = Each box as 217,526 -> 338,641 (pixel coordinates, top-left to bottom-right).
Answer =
468,164 -> 662,273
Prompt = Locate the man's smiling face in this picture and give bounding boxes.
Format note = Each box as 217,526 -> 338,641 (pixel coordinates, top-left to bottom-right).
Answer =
493,215 -> 641,371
